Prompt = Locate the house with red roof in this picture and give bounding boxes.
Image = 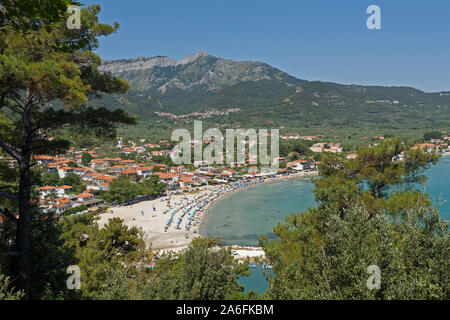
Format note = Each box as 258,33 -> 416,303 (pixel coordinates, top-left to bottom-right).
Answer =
417,143 -> 439,153
73,168 -> 91,177
39,186 -> 57,198
119,159 -> 136,166
34,155 -> 55,165
91,159 -> 108,170
120,168 -> 137,177
83,172 -> 103,182
154,172 -> 179,184
56,185 -> 72,197
136,166 -> 154,177
170,165 -> 185,174
178,178 -> 196,188
287,161 -> 304,171
92,175 -> 115,185
285,133 -> 300,140
53,197 -> 73,213
109,165 -> 127,174
77,192 -> 94,202
122,147 -> 134,155
57,166 -> 75,178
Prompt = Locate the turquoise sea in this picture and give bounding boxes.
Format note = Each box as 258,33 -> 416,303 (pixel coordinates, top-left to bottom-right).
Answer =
421,156 -> 450,220
201,156 -> 450,293
200,177 -> 316,247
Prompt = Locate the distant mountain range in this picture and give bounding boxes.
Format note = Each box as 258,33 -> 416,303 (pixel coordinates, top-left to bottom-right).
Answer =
100,50 -> 299,94
93,51 -> 450,129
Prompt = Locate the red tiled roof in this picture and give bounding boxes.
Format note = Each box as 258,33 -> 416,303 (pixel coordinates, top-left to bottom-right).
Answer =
34,155 -> 54,160
121,169 -> 137,174
94,175 -> 115,181
39,186 -> 56,190
77,193 -> 93,198
137,167 -> 154,171
154,172 -> 178,179
85,172 -> 102,177
110,165 -> 127,169
91,159 -> 106,163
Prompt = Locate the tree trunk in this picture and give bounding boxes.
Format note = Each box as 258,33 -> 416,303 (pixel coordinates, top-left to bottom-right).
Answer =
16,152 -> 32,299
16,103 -> 34,299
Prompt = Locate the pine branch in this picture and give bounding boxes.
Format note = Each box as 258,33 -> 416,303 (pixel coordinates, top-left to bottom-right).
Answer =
0,137 -> 21,160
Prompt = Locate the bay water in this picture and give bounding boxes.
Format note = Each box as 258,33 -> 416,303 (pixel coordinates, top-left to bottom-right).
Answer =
201,157 -> 450,294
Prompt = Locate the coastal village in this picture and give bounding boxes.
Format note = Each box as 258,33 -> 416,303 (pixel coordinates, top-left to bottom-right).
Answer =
1,130 -> 449,252
1,131 -> 449,217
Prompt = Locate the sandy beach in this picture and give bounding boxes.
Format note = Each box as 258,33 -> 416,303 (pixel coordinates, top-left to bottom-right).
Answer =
98,171 -> 318,254
98,187 -> 217,251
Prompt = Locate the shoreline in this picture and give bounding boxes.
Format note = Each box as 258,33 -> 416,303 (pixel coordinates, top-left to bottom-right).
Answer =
97,156 -> 450,256
198,171 -> 318,237
98,171 -> 318,255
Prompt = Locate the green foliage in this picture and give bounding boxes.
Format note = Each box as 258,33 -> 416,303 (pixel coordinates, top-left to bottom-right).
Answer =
105,175 -> 165,204
60,173 -> 84,194
0,209 -> 77,299
140,174 -> 166,197
175,243 -> 243,299
151,155 -> 173,166
263,204 -> 449,299
105,176 -> 139,203
0,2 -> 135,297
41,172 -> 60,187
81,152 -> 92,166
262,138 -> 448,300
0,162 -> 18,209
315,138 -> 440,215
141,239 -> 246,300
0,0 -> 78,33
63,204 -> 88,217
29,210 -> 77,299
0,273 -> 24,300
67,161 -> 79,168
60,212 -> 145,299
423,131 -> 443,141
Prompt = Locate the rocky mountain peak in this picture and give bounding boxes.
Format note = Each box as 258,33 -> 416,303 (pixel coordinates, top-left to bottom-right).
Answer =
176,50 -> 209,65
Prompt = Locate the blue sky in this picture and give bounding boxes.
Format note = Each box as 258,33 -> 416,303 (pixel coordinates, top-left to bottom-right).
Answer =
82,0 -> 450,92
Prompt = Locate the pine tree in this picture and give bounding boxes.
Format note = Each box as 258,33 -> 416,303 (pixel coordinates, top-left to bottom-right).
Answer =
0,2 -> 135,297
